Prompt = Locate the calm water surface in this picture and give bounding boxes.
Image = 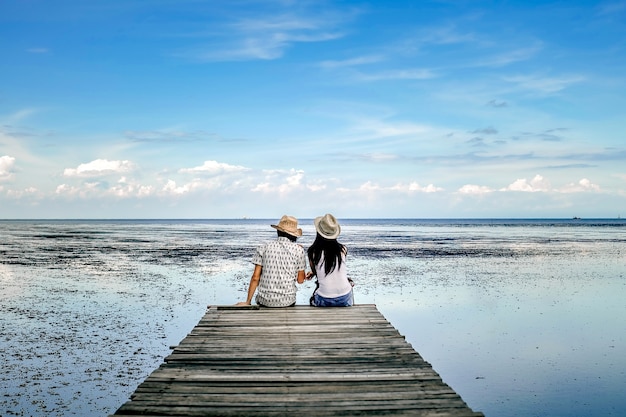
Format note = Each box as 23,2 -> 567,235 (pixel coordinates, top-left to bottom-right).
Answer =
1,219 -> 625,416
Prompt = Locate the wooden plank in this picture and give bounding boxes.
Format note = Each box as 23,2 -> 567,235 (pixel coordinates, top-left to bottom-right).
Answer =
112,304 -> 483,416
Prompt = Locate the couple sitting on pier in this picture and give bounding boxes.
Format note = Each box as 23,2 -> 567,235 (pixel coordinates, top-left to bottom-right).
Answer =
236,213 -> 354,308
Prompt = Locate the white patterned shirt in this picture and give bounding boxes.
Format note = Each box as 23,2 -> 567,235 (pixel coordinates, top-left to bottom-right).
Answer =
252,237 -> 306,307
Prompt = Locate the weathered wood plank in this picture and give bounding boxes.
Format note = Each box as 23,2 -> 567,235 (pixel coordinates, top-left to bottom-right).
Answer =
112,304 -> 483,416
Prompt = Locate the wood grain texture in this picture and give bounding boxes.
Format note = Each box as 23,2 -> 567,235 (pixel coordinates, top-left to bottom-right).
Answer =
112,304 -> 483,416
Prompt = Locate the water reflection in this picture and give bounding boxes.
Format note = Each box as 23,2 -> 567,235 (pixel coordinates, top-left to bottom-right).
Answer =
1,219 -> 625,416
358,254 -> 626,417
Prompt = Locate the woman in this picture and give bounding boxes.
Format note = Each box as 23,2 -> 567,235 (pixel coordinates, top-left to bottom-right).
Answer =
307,213 -> 354,307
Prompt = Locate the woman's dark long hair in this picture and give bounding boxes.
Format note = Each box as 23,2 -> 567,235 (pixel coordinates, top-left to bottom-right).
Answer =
308,233 -> 346,275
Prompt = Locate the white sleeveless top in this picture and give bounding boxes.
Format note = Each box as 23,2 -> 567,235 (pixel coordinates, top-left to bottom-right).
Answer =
314,252 -> 352,298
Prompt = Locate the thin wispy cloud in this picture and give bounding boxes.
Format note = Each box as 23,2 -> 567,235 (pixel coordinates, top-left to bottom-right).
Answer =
318,55 -> 384,69
360,152 -> 398,162
2,0 -> 625,218
471,127 -> 498,135
4,108 -> 38,122
503,73 -> 586,94
486,99 -> 508,108
26,48 -> 50,54
467,137 -> 486,147
354,68 -> 437,82
476,43 -> 543,67
351,118 -> 431,139
517,130 -> 566,142
597,1 -> 626,16
125,130 -> 221,143
417,24 -> 480,46
181,8 -> 350,61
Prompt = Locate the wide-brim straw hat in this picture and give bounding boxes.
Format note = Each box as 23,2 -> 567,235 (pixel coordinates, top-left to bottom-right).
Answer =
271,215 -> 302,237
314,213 -> 341,240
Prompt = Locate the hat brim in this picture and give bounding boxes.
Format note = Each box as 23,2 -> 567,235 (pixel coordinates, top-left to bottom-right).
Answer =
271,224 -> 302,237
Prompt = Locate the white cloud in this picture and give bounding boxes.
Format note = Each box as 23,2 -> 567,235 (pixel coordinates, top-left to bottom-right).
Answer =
558,178 -> 600,193
6,186 -> 39,199
306,183 -> 327,192
110,177 -> 155,198
55,182 -> 112,199
469,175 -> 602,194
179,160 -> 249,175
338,180 -> 443,195
501,174 -> 551,192
392,182 -> 443,193
458,184 -> 494,195
357,181 -> 381,192
162,179 -> 193,195
252,169 -> 305,195
63,159 -> 135,178
0,155 -> 16,181
55,184 -> 85,197
285,170 -> 304,186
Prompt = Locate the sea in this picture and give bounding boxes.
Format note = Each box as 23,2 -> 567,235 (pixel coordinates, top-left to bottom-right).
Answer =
1,218 -> 625,417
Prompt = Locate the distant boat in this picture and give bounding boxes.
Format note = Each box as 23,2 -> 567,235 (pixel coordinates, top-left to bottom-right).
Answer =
573,216 -> 581,220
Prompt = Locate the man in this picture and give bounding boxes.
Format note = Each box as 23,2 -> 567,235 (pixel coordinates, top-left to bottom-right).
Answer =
236,215 -> 307,307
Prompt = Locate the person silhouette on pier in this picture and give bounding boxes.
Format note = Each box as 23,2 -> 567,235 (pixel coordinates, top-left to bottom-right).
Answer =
236,215 -> 307,307
307,213 -> 354,307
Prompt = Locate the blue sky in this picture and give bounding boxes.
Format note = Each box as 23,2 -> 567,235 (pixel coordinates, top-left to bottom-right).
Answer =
1,0 -> 625,219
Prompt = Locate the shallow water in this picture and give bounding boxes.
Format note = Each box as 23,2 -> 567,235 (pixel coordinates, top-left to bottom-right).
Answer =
1,219 -> 625,416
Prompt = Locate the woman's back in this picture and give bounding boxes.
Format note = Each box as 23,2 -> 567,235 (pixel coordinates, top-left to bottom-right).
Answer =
308,213 -> 354,307
312,251 -> 351,298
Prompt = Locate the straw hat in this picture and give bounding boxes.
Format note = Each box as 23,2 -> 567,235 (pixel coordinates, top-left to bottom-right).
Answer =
314,213 -> 341,240
271,215 -> 302,237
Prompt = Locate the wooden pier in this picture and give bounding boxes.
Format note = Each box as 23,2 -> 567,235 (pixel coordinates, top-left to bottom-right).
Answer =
112,304 -> 483,416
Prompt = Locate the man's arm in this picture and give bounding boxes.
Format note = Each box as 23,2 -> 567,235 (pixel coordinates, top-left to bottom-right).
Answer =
236,264 -> 262,306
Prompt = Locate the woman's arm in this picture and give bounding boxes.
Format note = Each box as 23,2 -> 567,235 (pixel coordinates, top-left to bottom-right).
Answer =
307,254 -> 317,278
297,269 -> 306,284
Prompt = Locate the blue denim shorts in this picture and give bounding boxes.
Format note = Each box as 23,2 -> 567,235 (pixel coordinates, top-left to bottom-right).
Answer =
311,290 -> 354,307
